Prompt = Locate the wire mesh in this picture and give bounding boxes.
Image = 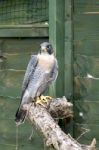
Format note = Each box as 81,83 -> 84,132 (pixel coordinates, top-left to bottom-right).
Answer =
0,0 -> 48,25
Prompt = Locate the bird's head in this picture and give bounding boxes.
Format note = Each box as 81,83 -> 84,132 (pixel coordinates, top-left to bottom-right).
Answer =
40,42 -> 53,55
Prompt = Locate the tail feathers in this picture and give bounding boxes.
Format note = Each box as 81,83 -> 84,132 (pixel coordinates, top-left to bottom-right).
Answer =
15,107 -> 27,125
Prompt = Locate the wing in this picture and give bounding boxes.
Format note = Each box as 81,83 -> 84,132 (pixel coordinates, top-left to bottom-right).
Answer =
50,58 -> 58,82
15,55 -> 38,123
21,55 -> 38,98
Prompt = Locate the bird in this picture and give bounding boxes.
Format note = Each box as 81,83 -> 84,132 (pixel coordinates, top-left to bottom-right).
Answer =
15,42 -> 58,125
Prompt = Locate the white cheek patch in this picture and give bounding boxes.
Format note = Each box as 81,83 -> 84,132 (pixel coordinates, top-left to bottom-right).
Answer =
41,46 -> 46,50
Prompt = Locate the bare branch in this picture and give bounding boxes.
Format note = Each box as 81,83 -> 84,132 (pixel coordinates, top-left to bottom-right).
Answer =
23,97 -> 96,150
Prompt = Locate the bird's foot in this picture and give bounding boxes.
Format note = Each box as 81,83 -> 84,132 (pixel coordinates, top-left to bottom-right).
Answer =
36,97 -> 45,106
36,95 -> 53,106
40,95 -> 52,102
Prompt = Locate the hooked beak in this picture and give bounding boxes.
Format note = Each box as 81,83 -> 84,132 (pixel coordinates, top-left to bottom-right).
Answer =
41,46 -> 47,52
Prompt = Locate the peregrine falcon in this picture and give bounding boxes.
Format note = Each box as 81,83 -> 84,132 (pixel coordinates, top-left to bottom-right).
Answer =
15,42 -> 58,125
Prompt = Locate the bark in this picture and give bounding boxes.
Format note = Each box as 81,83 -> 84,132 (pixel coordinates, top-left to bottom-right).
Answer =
24,97 -> 96,150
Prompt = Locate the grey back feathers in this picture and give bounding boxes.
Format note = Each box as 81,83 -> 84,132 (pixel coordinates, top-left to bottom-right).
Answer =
15,44 -> 58,124
21,55 -> 38,97
21,54 -> 58,105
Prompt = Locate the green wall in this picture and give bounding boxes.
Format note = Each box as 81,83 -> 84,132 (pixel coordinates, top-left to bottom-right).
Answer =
0,38 -> 48,150
0,0 -> 99,149
73,0 -> 99,147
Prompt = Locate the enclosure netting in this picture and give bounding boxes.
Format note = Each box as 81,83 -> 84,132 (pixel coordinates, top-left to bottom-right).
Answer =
0,0 -> 48,25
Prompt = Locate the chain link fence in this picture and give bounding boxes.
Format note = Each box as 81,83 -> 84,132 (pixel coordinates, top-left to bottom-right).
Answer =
0,0 -> 48,25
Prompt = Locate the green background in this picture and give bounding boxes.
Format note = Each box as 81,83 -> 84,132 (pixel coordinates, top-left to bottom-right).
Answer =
0,0 -> 99,149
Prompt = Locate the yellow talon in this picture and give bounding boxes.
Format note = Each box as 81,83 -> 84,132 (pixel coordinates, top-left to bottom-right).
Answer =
36,95 -> 53,106
36,96 -> 45,106
40,95 -> 52,103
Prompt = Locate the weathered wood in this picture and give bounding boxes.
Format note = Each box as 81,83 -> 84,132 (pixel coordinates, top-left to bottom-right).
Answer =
74,40 -> 99,56
23,97 -> 96,150
74,0 -> 99,13
0,38 -> 48,54
49,0 -> 65,97
74,76 -> 99,100
0,27 -> 48,37
73,0 -> 99,146
64,0 -> 73,99
64,0 -> 73,135
0,38 -> 48,98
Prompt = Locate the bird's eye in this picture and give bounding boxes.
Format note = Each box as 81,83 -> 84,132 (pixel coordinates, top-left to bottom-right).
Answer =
47,45 -> 50,49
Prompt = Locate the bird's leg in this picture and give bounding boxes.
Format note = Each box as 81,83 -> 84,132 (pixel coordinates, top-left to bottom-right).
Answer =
36,95 -> 53,106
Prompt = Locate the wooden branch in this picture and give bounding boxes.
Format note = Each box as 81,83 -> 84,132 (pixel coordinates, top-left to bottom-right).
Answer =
24,97 -> 96,150
45,96 -> 73,122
